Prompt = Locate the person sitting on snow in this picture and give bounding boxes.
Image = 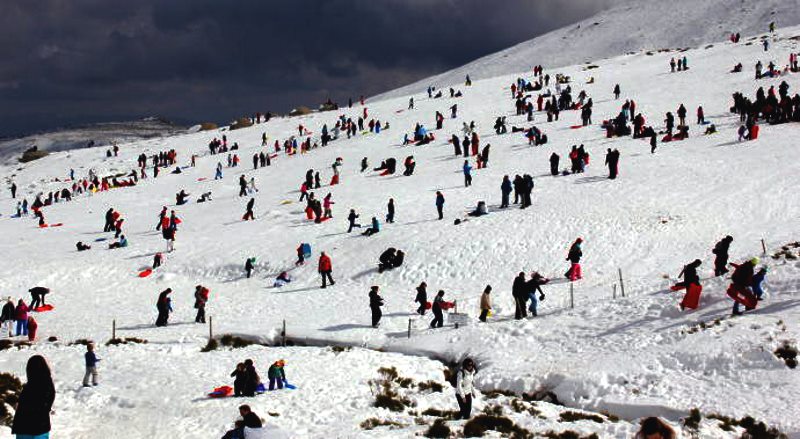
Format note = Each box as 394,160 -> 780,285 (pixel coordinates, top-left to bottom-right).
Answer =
76,242 -> 91,251
221,405 -> 263,439
362,217 -> 381,237
378,248 -> 397,273
108,235 -> 128,249
273,272 -> 292,288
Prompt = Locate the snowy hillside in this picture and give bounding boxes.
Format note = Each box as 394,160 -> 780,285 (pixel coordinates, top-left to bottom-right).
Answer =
377,0 -> 800,100
1,19 -> 800,439
0,117 -> 186,166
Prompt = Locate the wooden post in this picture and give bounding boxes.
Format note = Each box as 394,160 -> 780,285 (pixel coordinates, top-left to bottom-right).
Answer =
282,319 -> 287,347
761,239 -> 767,255
613,283 -> 617,300
407,319 -> 412,339
618,268 -> 626,298
569,283 -> 574,308
112,319 -> 116,341
208,316 -> 213,340
454,299 -> 458,315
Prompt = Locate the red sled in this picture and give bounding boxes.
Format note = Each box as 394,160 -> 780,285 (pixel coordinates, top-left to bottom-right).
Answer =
197,178 -> 207,182
305,207 -> 314,220
208,386 -> 233,398
34,304 -> 54,312
749,125 -> 760,140
441,301 -> 455,311
138,268 -> 153,278
727,285 -> 757,309
570,125 -> 584,129
680,284 -> 702,310
330,175 -> 339,185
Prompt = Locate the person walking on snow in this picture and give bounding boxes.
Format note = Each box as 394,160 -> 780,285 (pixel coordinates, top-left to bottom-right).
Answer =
526,272 -> 547,317
430,290 -> 445,328
752,266 -> 767,300
712,235 -> 733,276
479,285 -> 492,322
415,282 -> 428,315
243,198 -> 255,221
347,209 -> 361,233
155,289 -> 172,327
83,343 -> 100,387
386,198 -> 395,223
244,257 -> 255,278
729,258 -> 758,316
455,358 -> 476,420
369,286 -> 384,328
194,285 -> 209,323
613,84 -> 621,100
500,176 -> 512,208
566,238 -> 583,281
318,252 -> 335,288
512,272 -> 528,320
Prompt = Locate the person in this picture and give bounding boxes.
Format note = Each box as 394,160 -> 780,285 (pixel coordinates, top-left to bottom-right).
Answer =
318,252 -> 335,288
650,133 -> 657,154
221,405 -> 262,439
83,343 -> 100,387
155,288 -> 172,327
430,290 -> 445,328
512,272 -> 527,320
76,241 -> 91,251
26,316 -> 37,341
526,272 -> 547,317
362,217 -> 381,237
243,198 -> 255,221
29,287 -> 49,310
230,363 -> 247,396
463,160 -> 472,187
153,253 -> 163,269
386,198 -> 395,223
613,83 -> 621,99
15,299 -> 29,336
479,286 -> 492,322
194,285 -> 209,324
1,298 -> 15,336
108,234 -> 128,249
712,235 -> 733,276
674,259 -> 702,290
752,266 -> 767,300
605,148 -> 620,179
435,191 -> 445,220
273,271 -> 292,288
636,417 -> 675,439
729,258 -> 758,316
369,286 -> 384,328
11,355 -> 56,438
415,282 -> 428,315
500,176 -> 512,208
347,209 -> 361,233
455,358 -> 476,420
566,238 -> 583,281
267,360 -> 287,390
549,152 -> 560,176
176,189 -> 189,205
244,257 -> 255,279
378,248 -> 397,273
242,359 -> 260,397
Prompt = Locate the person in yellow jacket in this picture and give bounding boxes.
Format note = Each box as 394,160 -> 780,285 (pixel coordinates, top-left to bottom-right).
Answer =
479,285 -> 492,322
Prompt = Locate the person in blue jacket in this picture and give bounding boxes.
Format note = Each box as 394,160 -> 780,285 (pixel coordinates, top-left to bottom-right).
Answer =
463,160 -> 473,187
363,217 -> 381,237
267,360 -> 287,390
83,343 -> 100,387
752,267 -> 767,300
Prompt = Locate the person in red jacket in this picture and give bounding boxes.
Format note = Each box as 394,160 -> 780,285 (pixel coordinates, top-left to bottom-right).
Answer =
194,285 -> 209,323
318,252 -> 335,288
27,316 -> 37,341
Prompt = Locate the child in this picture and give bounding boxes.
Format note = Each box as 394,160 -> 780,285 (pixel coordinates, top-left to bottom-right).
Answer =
479,286 -> 492,322
752,267 -> 767,300
26,316 -> 38,341
83,343 -> 100,387
245,257 -> 255,278
268,360 -> 287,390
153,253 -> 163,269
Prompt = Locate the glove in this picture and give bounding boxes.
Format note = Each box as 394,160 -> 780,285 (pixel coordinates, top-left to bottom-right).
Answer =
539,294 -> 545,301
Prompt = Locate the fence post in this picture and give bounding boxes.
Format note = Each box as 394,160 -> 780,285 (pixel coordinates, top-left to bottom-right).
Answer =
407,319 -> 412,339
761,239 -> 767,256
454,299 -> 458,315
570,282 -> 574,309
613,283 -> 617,300
112,319 -> 116,341
281,319 -> 287,347
618,268 -> 626,298
208,316 -> 213,340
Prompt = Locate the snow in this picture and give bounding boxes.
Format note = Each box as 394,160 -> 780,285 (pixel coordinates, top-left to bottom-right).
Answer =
2,16 -> 800,439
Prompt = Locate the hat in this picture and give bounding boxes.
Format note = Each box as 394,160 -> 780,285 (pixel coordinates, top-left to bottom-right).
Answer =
750,257 -> 760,265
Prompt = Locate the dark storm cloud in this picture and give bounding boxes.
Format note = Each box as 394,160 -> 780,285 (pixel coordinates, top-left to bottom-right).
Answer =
0,0 -> 604,137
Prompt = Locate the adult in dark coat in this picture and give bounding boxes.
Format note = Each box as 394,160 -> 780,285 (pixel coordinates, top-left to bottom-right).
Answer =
242,359 -> 260,397
12,355 -> 56,437
712,236 -> 733,276
512,272 -> 528,320
369,286 -> 384,328
549,153 -> 560,176
155,288 -> 172,327
29,287 -> 49,310
415,282 -> 428,315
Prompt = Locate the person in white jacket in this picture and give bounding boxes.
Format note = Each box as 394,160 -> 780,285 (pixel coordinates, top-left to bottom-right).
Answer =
455,358 -> 476,419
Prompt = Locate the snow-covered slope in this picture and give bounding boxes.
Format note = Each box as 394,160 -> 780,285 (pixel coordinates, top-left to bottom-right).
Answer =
1,19 -> 799,439
0,117 -> 186,165
377,0 -> 800,100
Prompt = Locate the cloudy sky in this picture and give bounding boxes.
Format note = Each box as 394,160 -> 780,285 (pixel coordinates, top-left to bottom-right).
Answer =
0,0 -> 605,138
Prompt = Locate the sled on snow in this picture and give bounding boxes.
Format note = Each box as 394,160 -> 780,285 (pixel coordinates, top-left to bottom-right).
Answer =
33,304 -> 54,312
208,386 -> 233,398
138,268 -> 154,278
726,284 -> 757,309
